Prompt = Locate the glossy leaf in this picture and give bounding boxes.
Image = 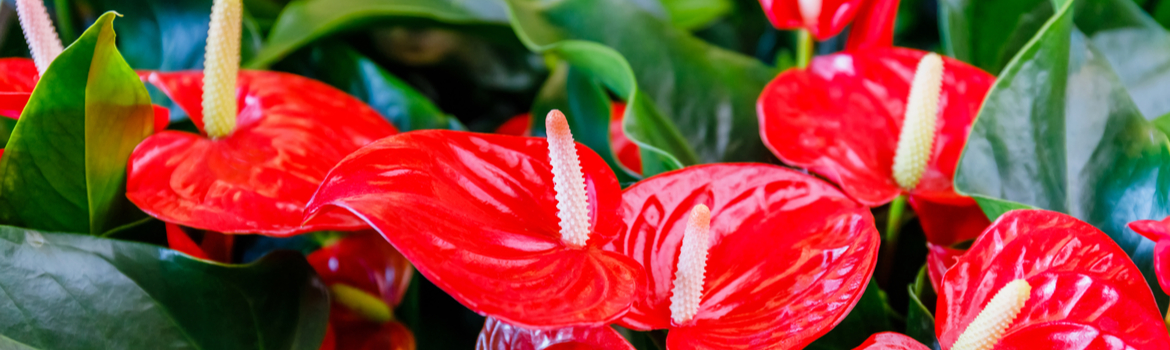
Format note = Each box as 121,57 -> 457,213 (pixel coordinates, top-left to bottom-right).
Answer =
308,231 -> 414,322
277,42 -> 464,132
606,163 -> 881,348
126,70 -> 398,235
940,0 -> 1170,117
952,0 -> 1169,300
937,210 -> 1170,349
304,130 -> 645,329
759,0 -> 867,40
0,225 -> 329,350
247,0 -> 509,68
0,13 -> 155,234
505,0 -> 778,167
475,317 -> 634,350
853,333 -> 930,350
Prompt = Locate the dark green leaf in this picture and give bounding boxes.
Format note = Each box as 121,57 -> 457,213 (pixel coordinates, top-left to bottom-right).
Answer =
0,225 -> 329,349
0,116 -> 15,147
505,0 -> 777,169
806,279 -> 894,350
80,0 -> 264,71
938,0 -> 1052,74
972,197 -> 1037,221
279,41 -> 464,131
954,0 -> 1170,307
247,0 -> 510,68
906,267 -> 940,350
0,12 -> 154,234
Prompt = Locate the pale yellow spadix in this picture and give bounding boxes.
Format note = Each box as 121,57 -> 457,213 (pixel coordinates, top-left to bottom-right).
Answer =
202,0 -> 242,139
670,204 -> 711,324
892,53 -> 944,190
14,0 -> 63,75
546,110 -> 591,249
952,279 -> 1032,350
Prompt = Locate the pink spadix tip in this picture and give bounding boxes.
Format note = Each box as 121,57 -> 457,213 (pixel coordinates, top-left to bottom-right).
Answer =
546,110 -> 591,248
670,204 -> 711,324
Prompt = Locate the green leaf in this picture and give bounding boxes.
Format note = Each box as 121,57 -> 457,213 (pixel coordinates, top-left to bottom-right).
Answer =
660,0 -> 734,30
247,0 -> 510,68
940,0 -> 1170,117
278,42 -> 464,131
1074,0 -> 1170,118
954,0 -> 1170,306
938,0 -> 1053,74
504,0 -> 777,169
0,225 -> 329,349
972,197 -> 1037,221
0,117 -> 15,147
806,279 -> 894,350
0,12 -> 154,235
906,267 -> 940,350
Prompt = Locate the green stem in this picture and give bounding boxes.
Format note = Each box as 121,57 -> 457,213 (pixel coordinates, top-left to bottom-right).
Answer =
796,29 -> 814,68
52,0 -> 75,43
885,194 -> 908,245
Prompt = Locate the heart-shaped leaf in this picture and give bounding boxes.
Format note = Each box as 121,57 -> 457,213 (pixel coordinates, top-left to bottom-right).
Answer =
953,0 -> 1170,302
247,0 -> 510,68
505,0 -> 778,168
0,225 -> 329,349
941,0 -> 1170,117
0,12 -> 156,234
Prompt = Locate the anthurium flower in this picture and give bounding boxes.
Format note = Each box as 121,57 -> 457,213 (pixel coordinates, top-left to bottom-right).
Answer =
304,111 -> 645,329
308,231 -> 413,323
758,48 -> 995,289
758,0 -> 865,40
865,210 -> 1170,350
476,317 -> 633,350
496,103 -> 640,174
1128,217 -> 1170,295
853,332 -> 929,350
603,163 -> 880,349
125,0 -> 398,235
321,317 -> 416,350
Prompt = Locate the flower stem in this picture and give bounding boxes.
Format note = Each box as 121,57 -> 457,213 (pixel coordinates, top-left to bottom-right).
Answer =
885,194 -> 908,245
796,29 -> 813,68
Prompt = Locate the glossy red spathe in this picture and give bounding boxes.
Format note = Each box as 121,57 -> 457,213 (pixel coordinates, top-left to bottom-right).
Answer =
757,47 -> 994,276
758,0 -> 866,41
308,231 -> 413,322
0,58 -> 37,118
606,163 -> 881,349
126,70 -> 398,236
496,103 -> 639,174
325,317 -> 416,350
1127,217 -> 1170,294
303,130 -> 645,329
936,210 -> 1170,349
476,317 -> 634,350
852,332 -> 928,350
